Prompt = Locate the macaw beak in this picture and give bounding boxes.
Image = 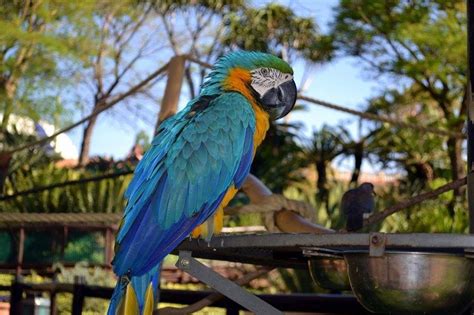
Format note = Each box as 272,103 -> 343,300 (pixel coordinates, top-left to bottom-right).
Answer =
259,79 -> 297,120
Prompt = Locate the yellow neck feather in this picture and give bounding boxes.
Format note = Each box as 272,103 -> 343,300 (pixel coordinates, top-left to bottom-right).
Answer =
224,68 -> 270,151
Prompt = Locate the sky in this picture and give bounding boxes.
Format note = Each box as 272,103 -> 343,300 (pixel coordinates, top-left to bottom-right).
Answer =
65,0 -> 382,171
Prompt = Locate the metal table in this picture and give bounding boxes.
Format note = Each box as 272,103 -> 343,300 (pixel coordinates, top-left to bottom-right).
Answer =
173,233 -> 474,314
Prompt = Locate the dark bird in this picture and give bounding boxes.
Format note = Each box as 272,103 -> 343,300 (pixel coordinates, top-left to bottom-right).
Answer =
341,182 -> 376,231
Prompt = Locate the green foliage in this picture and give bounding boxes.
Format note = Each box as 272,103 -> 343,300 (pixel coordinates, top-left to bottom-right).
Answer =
0,127 -> 59,173
304,125 -> 344,207
53,262 -> 116,314
331,0 -> 466,165
63,231 -> 105,264
0,227 -> 106,265
306,125 -> 344,165
332,0 -> 466,86
134,130 -> 152,152
3,163 -> 131,213
276,268 -> 318,293
284,179 -> 350,231
0,231 -> 16,264
379,178 -> 469,233
252,122 -> 308,193
330,0 -> 468,219
365,88 -> 447,186
0,0 -> 98,128
152,0 -> 244,13
224,3 -> 333,63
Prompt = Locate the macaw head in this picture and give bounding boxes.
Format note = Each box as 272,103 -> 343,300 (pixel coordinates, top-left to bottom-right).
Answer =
201,51 -> 297,120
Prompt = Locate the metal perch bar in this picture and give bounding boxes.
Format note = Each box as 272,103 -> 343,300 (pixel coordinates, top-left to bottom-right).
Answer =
174,251 -> 283,314
157,266 -> 274,314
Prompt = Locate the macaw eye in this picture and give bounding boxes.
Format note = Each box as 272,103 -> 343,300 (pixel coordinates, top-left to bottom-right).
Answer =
261,68 -> 269,76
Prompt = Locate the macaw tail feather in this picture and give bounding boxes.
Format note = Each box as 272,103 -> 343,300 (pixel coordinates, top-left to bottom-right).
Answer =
107,264 -> 161,315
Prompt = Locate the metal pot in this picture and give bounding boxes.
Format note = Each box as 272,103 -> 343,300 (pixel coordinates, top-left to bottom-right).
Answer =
304,248 -> 351,291
344,251 -> 474,314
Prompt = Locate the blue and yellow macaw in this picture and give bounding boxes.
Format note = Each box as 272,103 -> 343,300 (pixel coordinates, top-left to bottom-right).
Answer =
107,51 -> 296,314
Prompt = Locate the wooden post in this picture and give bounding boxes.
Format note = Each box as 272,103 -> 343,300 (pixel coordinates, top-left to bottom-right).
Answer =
50,292 -> 57,315
50,274 -> 58,315
16,228 -> 24,277
72,276 -> 86,315
468,0 -> 474,233
154,55 -> 186,135
105,227 -> 113,265
9,276 -> 23,315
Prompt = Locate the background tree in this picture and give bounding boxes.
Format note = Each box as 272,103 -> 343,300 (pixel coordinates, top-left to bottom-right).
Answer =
223,2 -> 333,63
150,0 -> 245,98
76,1 -> 167,166
366,88 -> 446,186
331,0 -> 467,209
0,0 -> 95,131
305,125 -> 344,209
336,122 -> 379,186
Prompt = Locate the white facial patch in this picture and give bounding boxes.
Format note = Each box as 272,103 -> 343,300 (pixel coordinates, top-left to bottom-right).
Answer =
250,68 -> 293,97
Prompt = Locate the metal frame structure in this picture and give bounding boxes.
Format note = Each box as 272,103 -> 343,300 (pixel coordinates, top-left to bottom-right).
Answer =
176,233 -> 474,265
176,250 -> 283,314
173,233 -> 474,313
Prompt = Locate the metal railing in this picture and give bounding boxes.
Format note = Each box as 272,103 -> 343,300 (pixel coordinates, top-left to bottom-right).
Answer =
2,277 -> 372,315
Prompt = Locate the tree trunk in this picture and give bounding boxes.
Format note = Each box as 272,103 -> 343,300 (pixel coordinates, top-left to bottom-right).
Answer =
447,136 -> 465,191
446,136 -> 465,216
350,142 -> 364,185
154,55 -> 185,134
1,80 -> 18,132
316,161 -> 329,207
78,112 -> 99,167
1,99 -> 13,132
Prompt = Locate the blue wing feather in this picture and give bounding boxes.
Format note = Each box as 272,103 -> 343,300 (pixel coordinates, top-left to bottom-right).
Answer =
233,127 -> 254,188
113,93 -> 256,276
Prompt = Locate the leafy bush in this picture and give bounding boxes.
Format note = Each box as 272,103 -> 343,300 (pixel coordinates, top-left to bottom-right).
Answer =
3,163 -> 131,213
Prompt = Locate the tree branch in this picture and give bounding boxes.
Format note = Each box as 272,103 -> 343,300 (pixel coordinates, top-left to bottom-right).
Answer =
362,176 -> 467,228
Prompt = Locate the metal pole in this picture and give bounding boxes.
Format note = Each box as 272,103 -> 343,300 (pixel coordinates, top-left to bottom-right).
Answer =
467,0 -> 474,233
176,251 -> 283,315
